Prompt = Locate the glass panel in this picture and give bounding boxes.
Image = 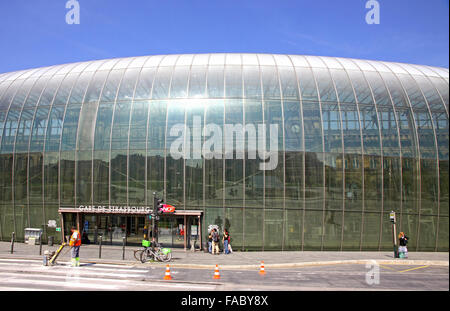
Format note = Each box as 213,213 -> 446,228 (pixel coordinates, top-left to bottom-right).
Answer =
1,109 -> 20,154
147,101 -> 167,151
347,70 -> 374,105
261,66 -> 280,99
60,151 -> 75,205
379,72 -> 408,108
302,101 -> 322,153
264,100 -> 284,209
110,150 -> 127,204
93,150 -> 109,204
185,102 -> 204,209
244,208 -> 263,250
93,103 -> 114,151
100,69 -> 125,103
285,209 -> 302,250
129,101 -> 149,150
329,69 -> 356,103
225,207 -> 243,250
169,66 -> 189,98
225,99 -> 243,208
429,77 -> 449,113
279,67 -> 299,100
312,68 -> 337,103
398,74 -> 428,110
204,101 -> 224,209
9,78 -> 37,110
264,209 -> 283,250
44,152 -> 58,203
342,211 -> 362,250
14,109 -> 34,153
243,66 -> 261,99
53,73 -> 78,106
322,210 -> 342,250
0,154 -> 13,204
38,75 -> 64,107
134,67 -> 157,100
152,67 -> 173,100
225,66 -> 242,98
166,101 -> 185,208
29,107 -> 49,152
364,71 -> 390,107
303,210 -> 323,250
111,102 -> 131,150
24,76 -> 48,108
207,66 -> 224,98
0,80 -> 22,110
14,153 -> 28,205
188,66 -> 207,98
414,75 -> 446,113
60,104 -> 81,151
77,102 -> 99,151
244,100 -> 263,208
67,71 -> 94,105
284,100 -> 303,211
296,67 -> 318,101
76,151 -> 92,205
128,149 -> 146,204
84,70 -> 108,104
45,105 -> 64,152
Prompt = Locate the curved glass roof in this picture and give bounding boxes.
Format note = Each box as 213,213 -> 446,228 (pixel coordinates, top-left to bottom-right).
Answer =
0,53 -> 447,109
0,53 -> 448,123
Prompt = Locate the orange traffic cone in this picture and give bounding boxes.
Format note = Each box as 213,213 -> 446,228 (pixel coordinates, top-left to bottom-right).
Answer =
213,264 -> 221,279
259,261 -> 266,275
163,264 -> 172,280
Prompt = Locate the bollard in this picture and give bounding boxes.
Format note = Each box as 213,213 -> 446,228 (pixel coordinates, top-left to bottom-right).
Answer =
10,232 -> 15,254
39,232 -> 43,256
122,236 -> 126,260
98,235 -> 103,259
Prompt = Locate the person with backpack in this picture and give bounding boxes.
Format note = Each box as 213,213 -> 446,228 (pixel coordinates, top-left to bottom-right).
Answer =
223,229 -> 231,254
211,228 -> 220,255
398,232 -> 408,258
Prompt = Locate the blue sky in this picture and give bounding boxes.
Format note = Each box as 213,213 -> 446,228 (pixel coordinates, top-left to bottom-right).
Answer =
0,0 -> 448,74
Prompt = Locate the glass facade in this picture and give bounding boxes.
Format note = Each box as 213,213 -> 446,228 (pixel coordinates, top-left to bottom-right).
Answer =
0,54 -> 448,251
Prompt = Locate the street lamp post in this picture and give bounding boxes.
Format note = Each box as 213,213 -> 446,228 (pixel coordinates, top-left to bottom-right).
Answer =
389,211 -> 398,258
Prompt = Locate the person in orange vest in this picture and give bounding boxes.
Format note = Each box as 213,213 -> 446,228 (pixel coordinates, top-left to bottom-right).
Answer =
69,226 -> 82,267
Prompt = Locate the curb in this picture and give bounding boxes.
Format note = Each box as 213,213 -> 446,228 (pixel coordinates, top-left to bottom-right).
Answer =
1,256 -> 448,269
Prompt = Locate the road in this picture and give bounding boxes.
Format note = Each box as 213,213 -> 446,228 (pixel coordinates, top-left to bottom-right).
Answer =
0,258 -> 447,291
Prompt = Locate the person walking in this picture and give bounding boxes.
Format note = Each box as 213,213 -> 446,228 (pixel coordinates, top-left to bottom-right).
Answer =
211,228 -> 220,255
223,229 -> 231,254
398,232 -> 408,258
69,226 -> 82,267
208,230 -> 213,253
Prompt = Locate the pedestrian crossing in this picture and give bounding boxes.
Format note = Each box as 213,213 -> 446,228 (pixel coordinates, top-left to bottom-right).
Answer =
0,258 -> 215,291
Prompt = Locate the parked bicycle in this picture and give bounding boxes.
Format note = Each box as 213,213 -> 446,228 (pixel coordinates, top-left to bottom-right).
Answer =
134,240 -> 172,263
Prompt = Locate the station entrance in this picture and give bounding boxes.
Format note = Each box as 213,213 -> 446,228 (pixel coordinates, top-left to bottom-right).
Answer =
59,207 -> 203,250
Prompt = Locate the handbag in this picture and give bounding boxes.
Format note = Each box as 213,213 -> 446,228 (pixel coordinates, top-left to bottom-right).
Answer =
228,244 -> 233,253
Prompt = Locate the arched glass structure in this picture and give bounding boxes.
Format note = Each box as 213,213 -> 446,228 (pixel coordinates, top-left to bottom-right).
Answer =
0,54 -> 448,251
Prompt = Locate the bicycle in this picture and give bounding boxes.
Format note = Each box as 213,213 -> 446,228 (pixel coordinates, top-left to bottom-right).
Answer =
139,245 -> 172,263
134,241 -> 172,263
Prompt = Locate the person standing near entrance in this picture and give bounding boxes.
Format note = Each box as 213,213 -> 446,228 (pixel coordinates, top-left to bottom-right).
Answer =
398,232 -> 408,258
69,226 -> 82,267
211,228 -> 220,255
223,229 -> 231,254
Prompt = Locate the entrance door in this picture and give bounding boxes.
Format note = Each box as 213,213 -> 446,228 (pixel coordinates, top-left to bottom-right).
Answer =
62,213 -> 77,242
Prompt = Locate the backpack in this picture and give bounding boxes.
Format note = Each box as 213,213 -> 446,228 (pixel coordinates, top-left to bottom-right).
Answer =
212,231 -> 219,242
